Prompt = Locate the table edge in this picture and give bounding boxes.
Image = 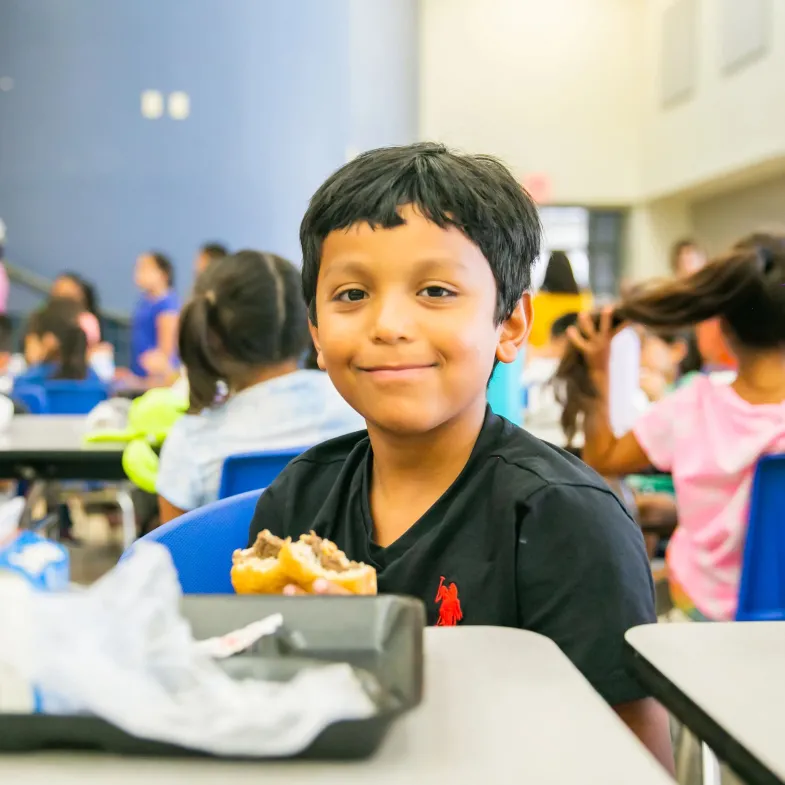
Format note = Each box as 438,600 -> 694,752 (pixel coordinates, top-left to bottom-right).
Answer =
623,636 -> 783,785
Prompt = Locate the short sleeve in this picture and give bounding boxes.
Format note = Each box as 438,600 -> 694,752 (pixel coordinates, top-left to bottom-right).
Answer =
632,382 -> 697,472
517,483 -> 656,706
156,419 -> 202,511
154,292 -> 180,318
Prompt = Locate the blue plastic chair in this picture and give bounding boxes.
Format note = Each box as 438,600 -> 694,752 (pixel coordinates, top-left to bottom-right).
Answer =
218,448 -> 304,499
13,385 -> 49,414
137,489 -> 263,593
736,454 -> 785,621
42,380 -> 108,414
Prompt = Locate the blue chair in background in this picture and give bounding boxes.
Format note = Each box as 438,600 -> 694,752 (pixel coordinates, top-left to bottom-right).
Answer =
736,453 -> 785,621
218,448 -> 305,499
137,489 -> 263,593
42,380 -> 108,414
13,385 -> 49,414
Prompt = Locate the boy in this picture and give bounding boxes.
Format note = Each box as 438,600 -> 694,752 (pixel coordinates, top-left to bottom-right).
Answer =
247,143 -> 672,770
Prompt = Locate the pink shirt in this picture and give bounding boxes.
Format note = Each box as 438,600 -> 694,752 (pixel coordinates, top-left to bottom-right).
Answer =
634,375 -> 785,620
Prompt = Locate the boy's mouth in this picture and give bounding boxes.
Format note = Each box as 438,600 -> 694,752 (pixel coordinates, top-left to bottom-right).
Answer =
357,363 -> 437,381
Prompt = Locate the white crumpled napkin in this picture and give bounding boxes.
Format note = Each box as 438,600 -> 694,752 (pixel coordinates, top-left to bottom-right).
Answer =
25,543 -> 375,757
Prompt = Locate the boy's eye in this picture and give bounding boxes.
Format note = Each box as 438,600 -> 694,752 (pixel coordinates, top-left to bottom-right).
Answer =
419,286 -> 456,298
336,288 -> 367,302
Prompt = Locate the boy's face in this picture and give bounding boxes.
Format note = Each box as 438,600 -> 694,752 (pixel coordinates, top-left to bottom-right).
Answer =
310,205 -> 530,435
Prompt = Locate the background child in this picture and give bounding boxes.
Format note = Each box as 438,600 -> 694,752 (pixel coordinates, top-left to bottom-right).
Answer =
193,242 -> 228,276
127,251 -> 180,381
51,271 -> 102,346
528,252 -> 593,349
558,231 -> 785,621
638,328 -> 702,402
14,298 -> 100,388
0,315 -> 12,394
156,250 -> 364,522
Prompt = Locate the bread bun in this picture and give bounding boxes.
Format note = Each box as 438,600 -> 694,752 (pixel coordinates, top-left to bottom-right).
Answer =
278,533 -> 377,595
231,530 -> 377,595
230,530 -> 289,594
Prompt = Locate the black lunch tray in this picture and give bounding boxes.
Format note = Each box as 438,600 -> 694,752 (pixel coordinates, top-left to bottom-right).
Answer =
0,594 -> 425,760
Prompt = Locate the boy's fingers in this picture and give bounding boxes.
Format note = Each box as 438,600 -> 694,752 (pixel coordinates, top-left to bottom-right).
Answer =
282,584 -> 307,596
313,578 -> 352,595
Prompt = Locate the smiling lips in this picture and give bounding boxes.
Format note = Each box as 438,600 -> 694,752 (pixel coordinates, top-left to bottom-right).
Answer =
358,363 -> 437,381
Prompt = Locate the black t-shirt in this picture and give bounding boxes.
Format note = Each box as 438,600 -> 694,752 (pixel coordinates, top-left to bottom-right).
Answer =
247,408 -> 656,706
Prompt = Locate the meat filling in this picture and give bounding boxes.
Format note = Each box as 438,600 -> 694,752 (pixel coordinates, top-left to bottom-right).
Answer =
252,530 -> 285,560
301,532 -> 359,573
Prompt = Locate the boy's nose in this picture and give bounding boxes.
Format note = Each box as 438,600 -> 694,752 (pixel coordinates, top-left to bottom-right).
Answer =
369,294 -> 414,344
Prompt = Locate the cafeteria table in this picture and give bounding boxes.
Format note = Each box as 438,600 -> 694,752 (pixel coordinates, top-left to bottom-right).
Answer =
0,626 -> 672,785
0,416 -> 126,481
0,415 -> 134,546
626,622 -> 785,785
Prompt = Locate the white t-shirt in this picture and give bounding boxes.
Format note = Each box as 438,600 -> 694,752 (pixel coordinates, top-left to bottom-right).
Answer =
156,370 -> 365,511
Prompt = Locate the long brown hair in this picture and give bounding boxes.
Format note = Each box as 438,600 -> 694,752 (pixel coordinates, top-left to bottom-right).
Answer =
554,232 -> 785,444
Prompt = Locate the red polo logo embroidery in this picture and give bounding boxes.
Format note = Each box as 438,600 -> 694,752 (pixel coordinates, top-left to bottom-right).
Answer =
435,576 -> 463,626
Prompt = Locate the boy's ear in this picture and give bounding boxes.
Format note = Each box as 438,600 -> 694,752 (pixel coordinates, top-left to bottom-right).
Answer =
308,321 -> 326,371
496,293 -> 532,364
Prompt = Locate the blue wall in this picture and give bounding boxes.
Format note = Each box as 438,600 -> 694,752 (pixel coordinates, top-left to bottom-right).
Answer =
0,0 -> 419,312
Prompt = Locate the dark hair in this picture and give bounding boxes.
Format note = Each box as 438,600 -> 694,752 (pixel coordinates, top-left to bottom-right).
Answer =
25,298 -> 88,380
550,311 -> 579,339
300,142 -> 541,324
200,243 -> 229,261
178,250 -> 309,412
0,315 -> 12,354
54,271 -> 99,315
555,231 -> 785,443
670,238 -> 699,274
541,251 -> 579,295
148,251 -> 175,287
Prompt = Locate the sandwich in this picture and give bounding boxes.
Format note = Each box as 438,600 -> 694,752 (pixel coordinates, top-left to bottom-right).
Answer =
231,530 -> 377,595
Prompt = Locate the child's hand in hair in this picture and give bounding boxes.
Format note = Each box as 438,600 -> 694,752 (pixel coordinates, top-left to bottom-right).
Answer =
566,308 -> 622,373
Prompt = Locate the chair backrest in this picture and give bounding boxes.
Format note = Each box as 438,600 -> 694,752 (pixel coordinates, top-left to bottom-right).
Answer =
218,448 -> 304,499
736,453 -> 785,621
136,489 -> 263,593
42,380 -> 108,414
13,385 -> 49,414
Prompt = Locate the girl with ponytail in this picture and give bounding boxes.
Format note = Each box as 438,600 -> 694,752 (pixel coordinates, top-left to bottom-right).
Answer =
156,250 -> 363,523
557,232 -> 785,621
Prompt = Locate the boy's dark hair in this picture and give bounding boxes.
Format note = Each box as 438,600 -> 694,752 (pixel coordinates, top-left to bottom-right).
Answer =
555,231 -> 785,443
200,243 -> 229,261
541,251 -> 580,295
179,250 -> 309,412
149,251 -> 175,287
55,271 -> 100,315
25,298 -> 88,380
550,311 -> 579,339
670,238 -> 699,274
0,315 -> 12,354
300,142 -> 541,324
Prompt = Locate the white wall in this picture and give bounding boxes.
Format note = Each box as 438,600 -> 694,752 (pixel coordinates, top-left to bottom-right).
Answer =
691,173 -> 785,257
419,0 -> 645,206
640,0 -> 785,199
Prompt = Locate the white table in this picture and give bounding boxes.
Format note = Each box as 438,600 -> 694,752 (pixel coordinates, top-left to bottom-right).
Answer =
0,416 -> 126,481
626,622 -> 785,785
0,627 -> 671,784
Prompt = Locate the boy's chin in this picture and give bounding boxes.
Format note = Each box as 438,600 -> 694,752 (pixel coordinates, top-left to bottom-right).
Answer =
360,402 -> 458,437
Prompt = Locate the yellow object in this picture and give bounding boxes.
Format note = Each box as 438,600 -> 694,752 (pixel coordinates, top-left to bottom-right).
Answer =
529,291 -> 594,348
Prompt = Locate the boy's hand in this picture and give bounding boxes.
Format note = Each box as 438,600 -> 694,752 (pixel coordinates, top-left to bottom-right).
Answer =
567,308 -> 622,372
282,579 -> 352,596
